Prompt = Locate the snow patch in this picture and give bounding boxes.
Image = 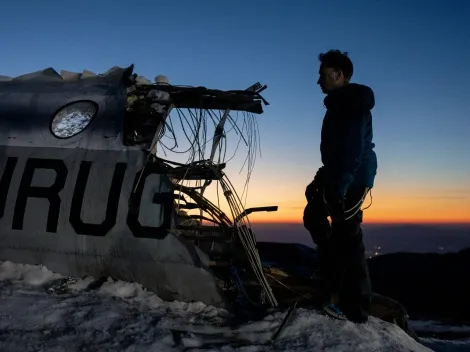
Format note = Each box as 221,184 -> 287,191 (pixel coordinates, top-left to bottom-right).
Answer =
421,338 -> 470,352
0,260 -> 62,285
410,320 -> 470,334
67,276 -> 95,291
95,276 -> 225,318
99,278 -> 141,298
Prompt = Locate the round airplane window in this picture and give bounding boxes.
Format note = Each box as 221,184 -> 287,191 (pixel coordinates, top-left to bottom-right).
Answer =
50,101 -> 98,139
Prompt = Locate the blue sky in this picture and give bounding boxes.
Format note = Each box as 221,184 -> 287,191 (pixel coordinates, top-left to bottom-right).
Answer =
1,0 -> 469,223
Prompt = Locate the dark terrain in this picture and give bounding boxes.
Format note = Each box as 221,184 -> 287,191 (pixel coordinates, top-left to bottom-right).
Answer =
367,248 -> 470,322
256,240 -> 470,322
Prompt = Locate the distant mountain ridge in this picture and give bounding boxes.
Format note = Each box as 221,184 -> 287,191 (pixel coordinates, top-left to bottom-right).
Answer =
252,223 -> 470,255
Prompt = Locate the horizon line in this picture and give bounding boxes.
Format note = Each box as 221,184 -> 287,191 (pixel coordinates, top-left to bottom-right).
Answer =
248,220 -> 470,226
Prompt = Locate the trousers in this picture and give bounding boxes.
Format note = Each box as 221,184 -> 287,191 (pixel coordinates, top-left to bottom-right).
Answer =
303,174 -> 372,322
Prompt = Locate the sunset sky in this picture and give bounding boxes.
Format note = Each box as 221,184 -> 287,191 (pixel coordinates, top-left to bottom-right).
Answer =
1,0 -> 469,224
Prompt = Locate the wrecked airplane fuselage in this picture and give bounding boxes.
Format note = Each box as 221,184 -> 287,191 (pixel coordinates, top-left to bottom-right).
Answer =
0,65 -> 277,308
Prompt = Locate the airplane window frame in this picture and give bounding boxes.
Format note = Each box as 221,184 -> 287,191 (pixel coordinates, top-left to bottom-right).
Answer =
49,100 -> 98,139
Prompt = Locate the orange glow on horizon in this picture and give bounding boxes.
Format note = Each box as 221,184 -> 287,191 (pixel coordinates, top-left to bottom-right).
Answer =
247,218 -> 470,225
245,199 -> 470,224
245,202 -> 470,225
197,175 -> 470,226
200,185 -> 470,226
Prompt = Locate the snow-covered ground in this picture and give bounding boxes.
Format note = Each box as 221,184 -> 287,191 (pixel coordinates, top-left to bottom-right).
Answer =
409,320 -> 470,351
0,260 -> 464,352
410,320 -> 470,337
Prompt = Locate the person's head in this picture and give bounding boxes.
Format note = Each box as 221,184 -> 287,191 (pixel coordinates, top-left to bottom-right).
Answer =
317,50 -> 354,94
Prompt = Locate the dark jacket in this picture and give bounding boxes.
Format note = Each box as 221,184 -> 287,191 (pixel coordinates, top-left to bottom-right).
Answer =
320,83 -> 377,198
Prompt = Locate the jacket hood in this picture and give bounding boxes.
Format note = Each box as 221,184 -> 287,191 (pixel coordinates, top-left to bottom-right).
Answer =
324,83 -> 375,111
